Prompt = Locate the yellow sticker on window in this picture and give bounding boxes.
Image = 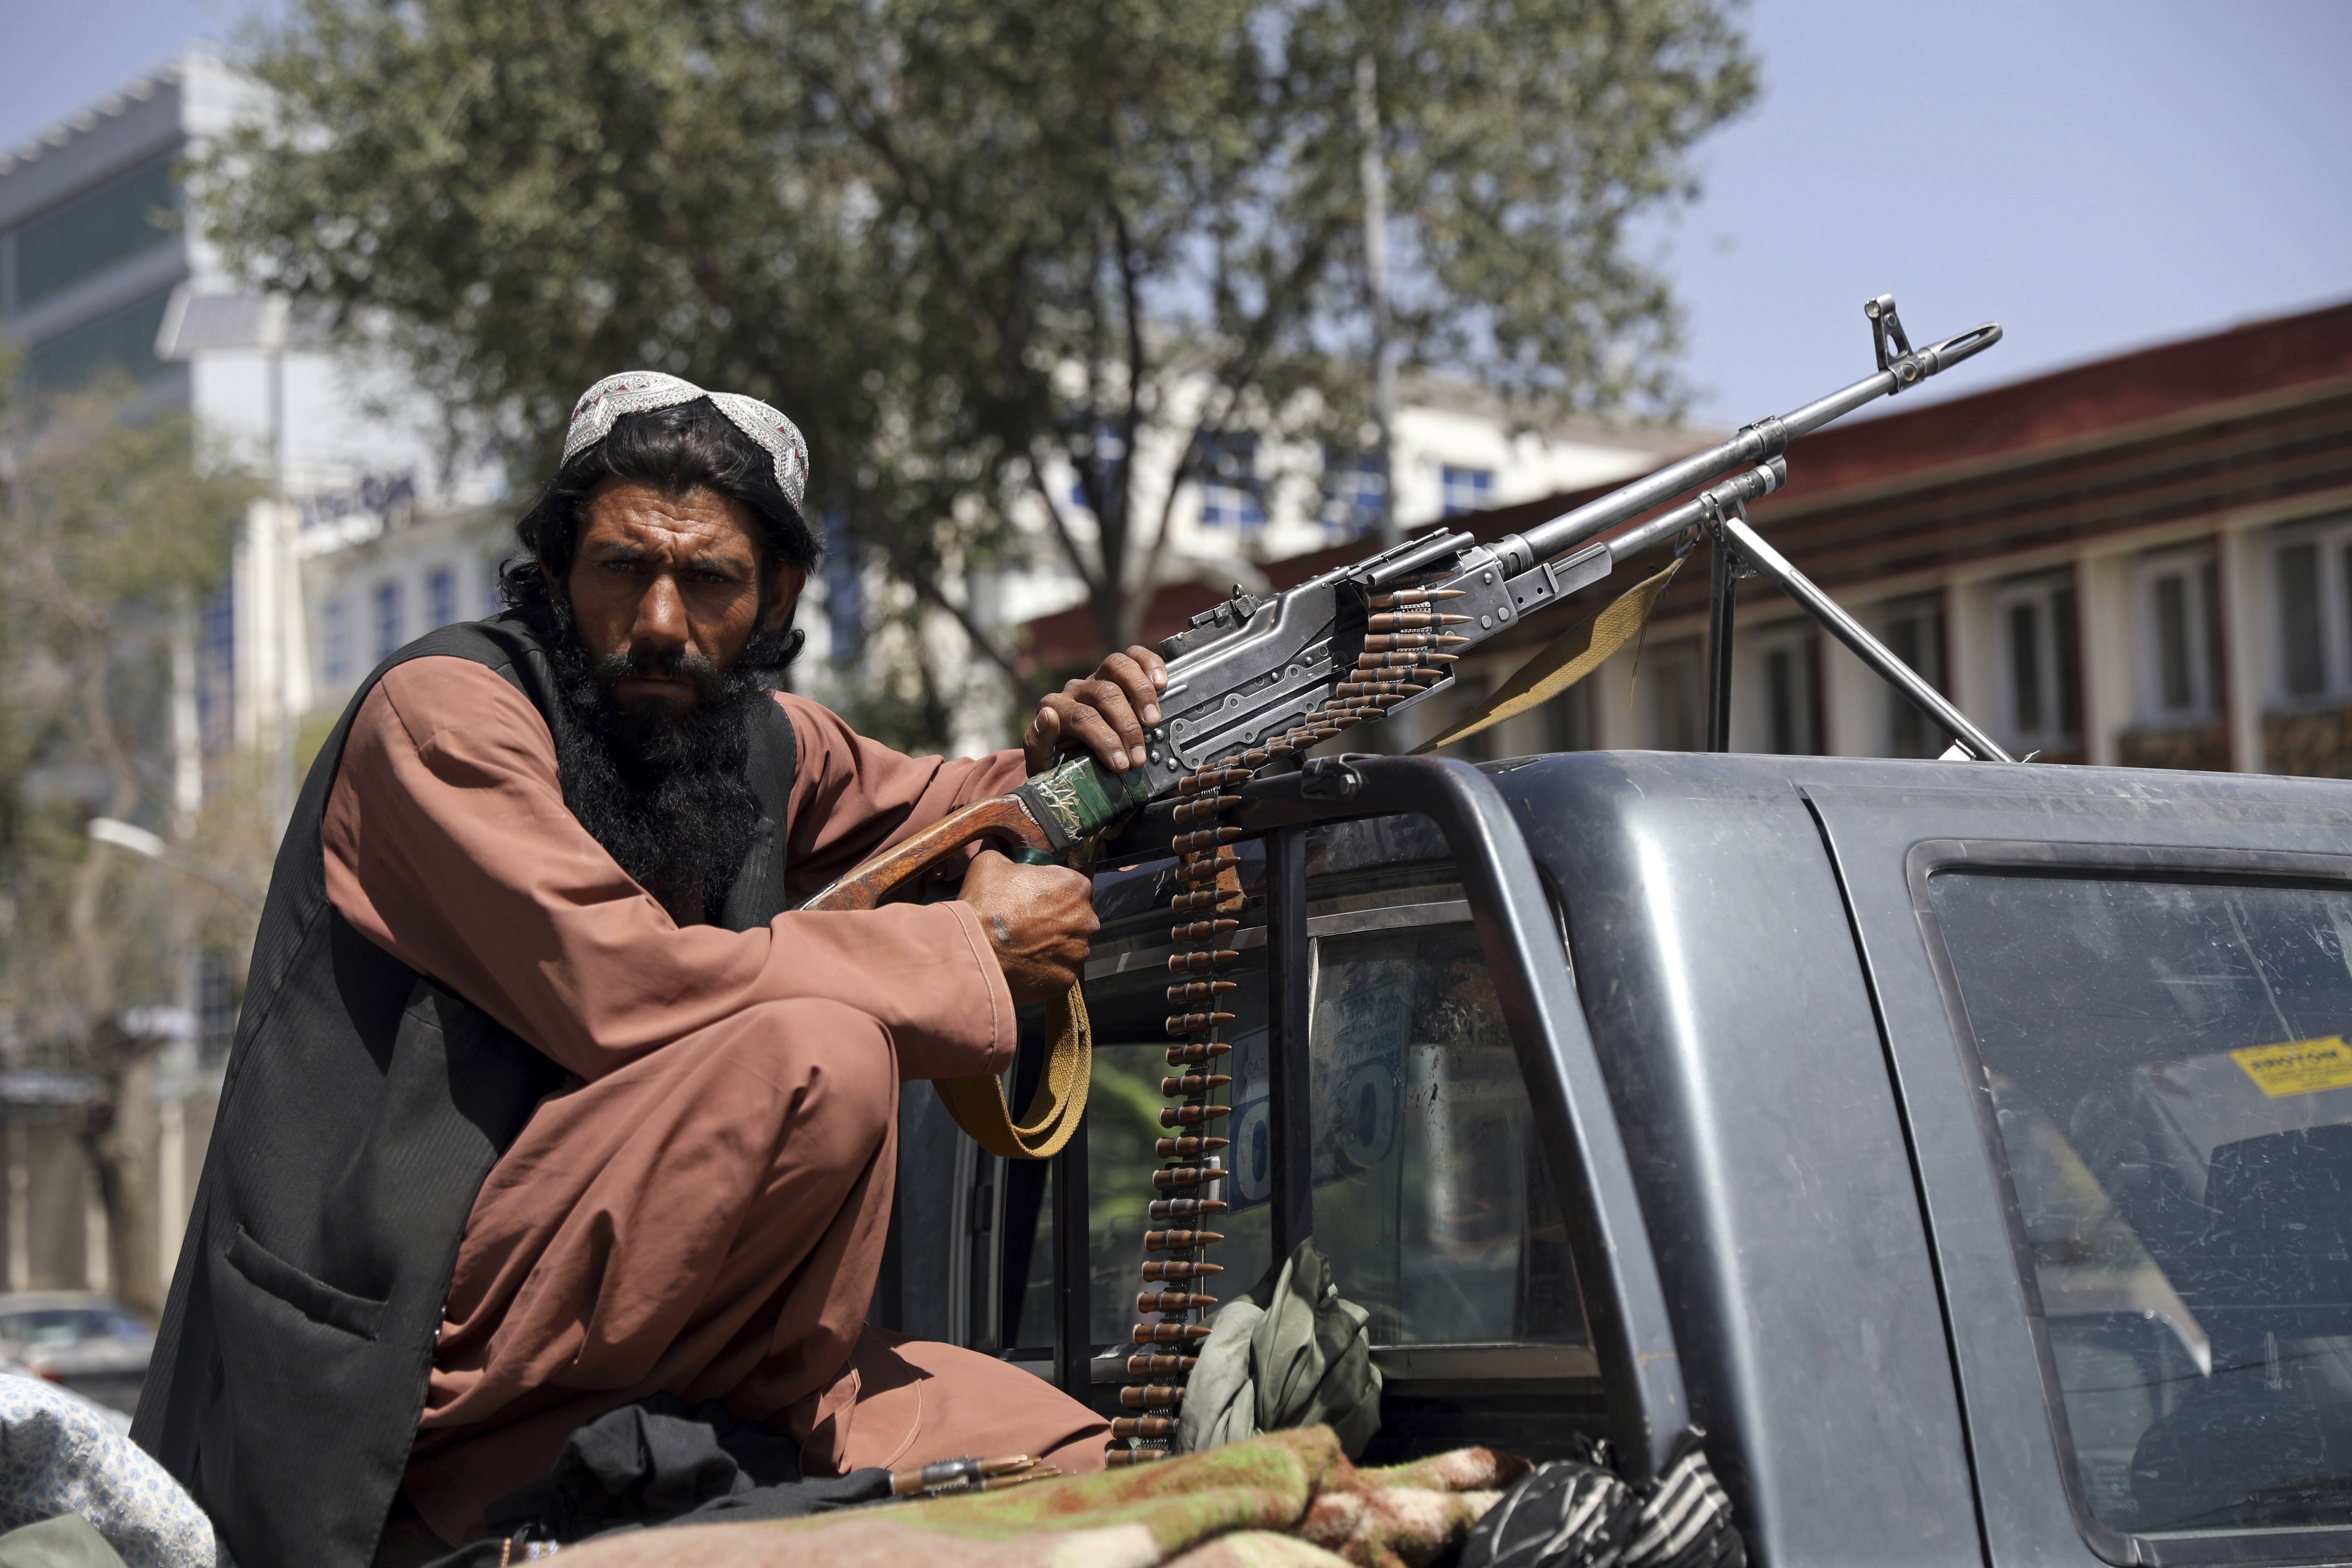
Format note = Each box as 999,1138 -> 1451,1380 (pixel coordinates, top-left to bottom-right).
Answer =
2231,1036 -> 2352,1098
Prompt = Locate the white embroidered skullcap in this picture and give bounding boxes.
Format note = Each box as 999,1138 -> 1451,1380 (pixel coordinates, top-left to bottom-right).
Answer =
562,371 -> 810,520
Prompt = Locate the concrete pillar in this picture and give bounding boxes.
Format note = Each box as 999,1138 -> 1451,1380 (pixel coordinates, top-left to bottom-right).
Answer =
2077,550 -> 2136,768
1947,575 -> 2001,747
2218,526 -> 2268,772
1818,594 -> 1883,757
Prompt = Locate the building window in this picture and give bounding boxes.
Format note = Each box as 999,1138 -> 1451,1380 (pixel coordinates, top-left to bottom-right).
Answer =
322,598 -> 351,684
373,580 -> 405,661
1319,449 -> 1384,540
822,512 -> 863,666
1881,593 -> 1946,757
2133,547 -> 2221,725
1993,572 -> 2081,755
25,288 -> 175,389
1746,621 -> 1820,755
1440,465 -> 1494,518
9,150 -> 178,311
1198,435 -> 1264,530
427,567 -> 458,629
1067,425 -> 1126,514
2271,516 -> 2352,705
1646,637 -> 1703,751
1541,683 -> 1592,753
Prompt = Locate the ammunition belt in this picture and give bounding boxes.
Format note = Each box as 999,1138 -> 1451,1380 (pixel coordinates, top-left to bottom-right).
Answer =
1105,584 -> 1456,1464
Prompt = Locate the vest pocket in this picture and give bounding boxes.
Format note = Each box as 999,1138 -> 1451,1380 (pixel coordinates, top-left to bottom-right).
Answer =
222,1225 -> 387,1340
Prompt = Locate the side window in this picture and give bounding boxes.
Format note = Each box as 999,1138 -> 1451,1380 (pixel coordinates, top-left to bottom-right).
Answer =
1311,923 -> 1581,1345
1930,873 -> 2352,1550
987,814 -> 1588,1387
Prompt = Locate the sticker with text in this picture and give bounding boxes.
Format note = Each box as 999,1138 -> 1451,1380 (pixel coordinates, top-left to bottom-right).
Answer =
2231,1035 -> 2352,1098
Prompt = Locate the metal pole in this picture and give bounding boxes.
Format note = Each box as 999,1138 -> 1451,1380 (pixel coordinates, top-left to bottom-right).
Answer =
1720,512 -> 2015,763
1705,534 -> 1736,752
270,344 -> 294,840
1356,54 -> 1399,549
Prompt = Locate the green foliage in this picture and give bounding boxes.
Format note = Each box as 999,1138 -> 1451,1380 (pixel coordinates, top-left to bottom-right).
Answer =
202,0 -> 1755,683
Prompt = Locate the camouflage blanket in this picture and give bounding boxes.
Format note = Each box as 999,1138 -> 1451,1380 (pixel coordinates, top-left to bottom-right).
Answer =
557,1427 -> 1526,1568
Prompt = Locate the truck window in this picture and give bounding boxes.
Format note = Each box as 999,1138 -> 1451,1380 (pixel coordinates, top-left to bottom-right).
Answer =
1928,872 -> 2352,1547
1300,816 -> 1585,1351
1311,920 -> 1581,1345
994,816 -> 1589,1380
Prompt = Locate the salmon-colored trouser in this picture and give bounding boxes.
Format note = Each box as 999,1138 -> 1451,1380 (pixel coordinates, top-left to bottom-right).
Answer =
402,997 -> 1108,1545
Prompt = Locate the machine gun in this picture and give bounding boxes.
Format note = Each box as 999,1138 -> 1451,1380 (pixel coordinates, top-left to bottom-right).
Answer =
807,292 -> 2006,1464
805,293 -> 2009,918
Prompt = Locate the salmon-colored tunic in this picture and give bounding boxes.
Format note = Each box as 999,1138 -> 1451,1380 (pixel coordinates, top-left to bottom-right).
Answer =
322,657 -> 1107,1545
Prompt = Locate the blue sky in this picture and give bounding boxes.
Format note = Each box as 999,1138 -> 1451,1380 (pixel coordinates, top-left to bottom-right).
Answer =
5,0 -> 2346,426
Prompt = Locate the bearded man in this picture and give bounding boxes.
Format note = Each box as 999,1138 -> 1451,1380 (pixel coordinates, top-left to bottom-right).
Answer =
133,374 -> 1167,1568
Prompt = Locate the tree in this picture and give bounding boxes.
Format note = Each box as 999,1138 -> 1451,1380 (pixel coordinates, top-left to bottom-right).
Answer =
201,0 -> 1755,720
0,365 -> 259,1317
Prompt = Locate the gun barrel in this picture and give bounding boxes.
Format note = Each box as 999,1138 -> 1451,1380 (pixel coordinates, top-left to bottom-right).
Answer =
1502,320 -> 2001,574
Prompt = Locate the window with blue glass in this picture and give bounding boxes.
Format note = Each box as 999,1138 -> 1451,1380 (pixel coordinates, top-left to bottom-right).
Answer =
1320,449 -> 1384,540
373,580 -> 405,661
322,599 -> 351,683
1068,425 -> 1127,514
1199,434 -> 1264,530
1440,465 -> 1494,518
823,512 -> 864,665
10,150 -> 179,311
427,567 -> 457,629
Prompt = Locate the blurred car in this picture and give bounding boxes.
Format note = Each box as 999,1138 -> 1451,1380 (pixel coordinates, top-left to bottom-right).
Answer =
0,1292 -> 154,1414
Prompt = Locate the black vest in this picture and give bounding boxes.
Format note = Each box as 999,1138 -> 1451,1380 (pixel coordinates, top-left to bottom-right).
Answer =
129,613 -> 799,1568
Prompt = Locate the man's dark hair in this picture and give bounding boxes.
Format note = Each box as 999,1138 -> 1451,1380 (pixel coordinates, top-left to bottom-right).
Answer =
499,399 -> 821,639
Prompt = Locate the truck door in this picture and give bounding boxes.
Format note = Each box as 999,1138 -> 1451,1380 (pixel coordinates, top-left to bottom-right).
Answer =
1811,771 -> 2352,1568
877,757 -> 1691,1479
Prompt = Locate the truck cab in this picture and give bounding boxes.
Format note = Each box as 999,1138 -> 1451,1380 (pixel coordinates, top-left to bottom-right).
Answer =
874,748 -> 2352,1567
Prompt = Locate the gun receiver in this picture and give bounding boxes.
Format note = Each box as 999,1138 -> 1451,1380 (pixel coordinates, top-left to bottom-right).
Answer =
803,293 -> 2006,912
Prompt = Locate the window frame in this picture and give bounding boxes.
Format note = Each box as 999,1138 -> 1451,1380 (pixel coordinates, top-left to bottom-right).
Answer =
1440,464 -> 1495,518
1991,570 -> 2083,755
2267,514 -> 2352,708
2131,546 -> 2222,726
1907,837 -> 2352,1568
1880,591 -> 1947,758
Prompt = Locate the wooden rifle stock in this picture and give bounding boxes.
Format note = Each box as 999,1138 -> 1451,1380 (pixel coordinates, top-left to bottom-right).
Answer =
799,795 -> 1058,913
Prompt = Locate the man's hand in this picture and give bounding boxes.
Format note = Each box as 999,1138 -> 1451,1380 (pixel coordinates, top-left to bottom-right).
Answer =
960,848 -> 1099,1004
1025,644 -> 1170,776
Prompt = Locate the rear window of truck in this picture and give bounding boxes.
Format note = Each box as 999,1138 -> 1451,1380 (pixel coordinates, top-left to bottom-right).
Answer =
1929,873 -> 2352,1547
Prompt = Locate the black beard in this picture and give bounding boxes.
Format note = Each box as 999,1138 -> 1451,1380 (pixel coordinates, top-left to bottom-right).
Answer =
541,607 -> 792,926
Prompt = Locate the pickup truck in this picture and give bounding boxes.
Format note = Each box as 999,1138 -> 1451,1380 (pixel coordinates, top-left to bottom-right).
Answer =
870,746 -> 2352,1567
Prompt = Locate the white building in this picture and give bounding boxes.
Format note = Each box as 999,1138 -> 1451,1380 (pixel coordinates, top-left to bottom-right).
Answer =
0,51 -> 504,1297
0,48 -> 508,791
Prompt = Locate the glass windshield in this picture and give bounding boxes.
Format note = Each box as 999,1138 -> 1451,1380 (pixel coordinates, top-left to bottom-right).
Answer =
1930,872 -> 2352,1542
1310,923 -> 1582,1346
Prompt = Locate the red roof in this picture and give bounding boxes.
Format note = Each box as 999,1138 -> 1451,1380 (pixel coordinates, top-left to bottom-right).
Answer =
1021,299 -> 2352,671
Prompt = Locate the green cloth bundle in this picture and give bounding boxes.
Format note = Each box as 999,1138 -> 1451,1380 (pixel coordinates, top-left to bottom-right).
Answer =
1177,1239 -> 1382,1459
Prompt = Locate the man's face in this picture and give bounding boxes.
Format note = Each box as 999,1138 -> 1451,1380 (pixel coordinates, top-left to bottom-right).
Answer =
560,477 -> 807,714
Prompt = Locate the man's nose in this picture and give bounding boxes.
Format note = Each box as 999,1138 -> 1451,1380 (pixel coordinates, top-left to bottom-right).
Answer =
631,573 -> 692,650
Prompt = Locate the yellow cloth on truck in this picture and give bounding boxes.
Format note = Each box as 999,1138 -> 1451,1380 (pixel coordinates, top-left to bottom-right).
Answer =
1413,558 -> 1684,756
